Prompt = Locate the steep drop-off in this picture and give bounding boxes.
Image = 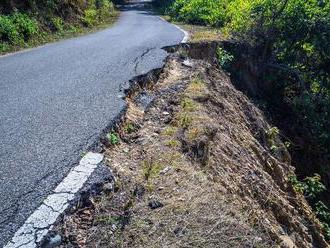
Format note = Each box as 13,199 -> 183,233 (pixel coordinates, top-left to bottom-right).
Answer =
53,43 -> 328,248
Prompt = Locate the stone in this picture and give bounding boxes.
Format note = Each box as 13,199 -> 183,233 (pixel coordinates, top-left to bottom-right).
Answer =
148,200 -> 164,209
160,167 -> 171,175
103,183 -> 113,194
43,234 -> 62,248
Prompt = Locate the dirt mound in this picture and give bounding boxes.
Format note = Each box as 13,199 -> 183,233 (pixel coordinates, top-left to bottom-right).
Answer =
55,45 -> 328,248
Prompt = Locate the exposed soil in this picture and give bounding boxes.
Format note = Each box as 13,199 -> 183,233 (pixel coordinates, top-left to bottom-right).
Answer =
54,44 -> 328,248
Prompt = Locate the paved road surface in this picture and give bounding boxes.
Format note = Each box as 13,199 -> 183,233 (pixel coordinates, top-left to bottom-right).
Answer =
0,2 -> 183,246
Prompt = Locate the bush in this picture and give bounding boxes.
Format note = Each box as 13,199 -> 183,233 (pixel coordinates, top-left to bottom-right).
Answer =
0,15 -> 20,44
97,0 -> 115,20
11,12 -> 38,40
83,0 -> 115,26
0,12 -> 38,44
169,0 -> 227,27
225,0 -> 330,157
51,17 -> 64,32
216,46 -> 234,70
83,8 -> 98,26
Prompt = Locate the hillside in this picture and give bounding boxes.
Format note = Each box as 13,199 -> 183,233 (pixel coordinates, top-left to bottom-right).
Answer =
52,43 -> 329,247
0,0 -> 117,53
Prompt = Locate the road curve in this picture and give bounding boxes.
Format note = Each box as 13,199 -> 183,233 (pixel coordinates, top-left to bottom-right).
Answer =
0,2 -> 184,246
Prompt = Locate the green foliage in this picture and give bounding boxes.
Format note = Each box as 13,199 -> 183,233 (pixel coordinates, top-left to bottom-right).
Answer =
97,0 -> 115,20
225,0 -> 330,156
315,201 -> 330,240
289,174 -> 325,199
168,0 -> 330,163
11,12 -> 38,40
142,160 -> 164,180
0,12 -> 38,45
216,46 -> 234,70
0,15 -> 20,44
107,131 -> 119,145
181,97 -> 196,112
304,174 -> 326,199
123,122 -> 136,134
51,17 -> 64,32
83,0 -> 115,26
169,0 -> 227,26
0,0 -> 116,49
288,175 -> 305,194
289,174 -> 330,239
266,127 -> 280,151
83,9 -> 98,27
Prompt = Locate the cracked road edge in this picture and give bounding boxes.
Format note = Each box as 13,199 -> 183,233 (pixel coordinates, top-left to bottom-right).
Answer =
4,152 -> 104,248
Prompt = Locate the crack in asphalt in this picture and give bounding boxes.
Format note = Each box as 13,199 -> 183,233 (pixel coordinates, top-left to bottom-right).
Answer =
133,47 -> 157,74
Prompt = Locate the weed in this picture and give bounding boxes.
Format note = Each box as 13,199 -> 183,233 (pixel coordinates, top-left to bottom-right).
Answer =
83,9 -> 98,26
0,15 -> 20,44
192,29 -> 221,42
288,175 -> 305,194
186,127 -> 203,141
304,174 -> 326,199
162,126 -> 178,136
266,127 -> 279,151
180,113 -> 193,128
124,122 -> 136,134
95,215 -> 123,225
188,78 -> 205,92
289,173 -> 326,199
107,131 -> 119,145
142,160 -> 164,180
216,46 -> 234,70
165,139 -> 181,148
51,17 -> 64,32
146,182 -> 154,192
289,173 -> 330,238
181,97 -> 197,112
161,151 -> 184,168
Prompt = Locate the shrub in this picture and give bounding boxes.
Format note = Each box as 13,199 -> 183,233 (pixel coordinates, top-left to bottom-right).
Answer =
107,132 -> 119,145
97,0 -> 115,20
11,12 -> 38,40
0,15 -> 20,44
51,17 -> 64,32
169,0 -> 227,27
216,46 -> 234,70
83,8 -> 98,26
0,12 -> 38,44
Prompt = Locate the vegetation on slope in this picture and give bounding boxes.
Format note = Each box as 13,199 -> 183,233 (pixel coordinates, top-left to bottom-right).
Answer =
155,0 -> 330,241
0,0 -> 117,53
56,47 -> 328,247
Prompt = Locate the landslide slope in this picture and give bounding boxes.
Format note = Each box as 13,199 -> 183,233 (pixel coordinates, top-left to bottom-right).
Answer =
56,44 -> 329,248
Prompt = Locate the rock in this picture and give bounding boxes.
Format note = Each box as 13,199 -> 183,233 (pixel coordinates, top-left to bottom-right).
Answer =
279,235 -> 295,248
103,182 -> 113,194
111,224 -> 118,231
43,234 -> 62,248
160,167 -> 171,175
148,200 -> 164,209
182,59 -> 193,68
123,147 -> 129,153
134,184 -> 145,198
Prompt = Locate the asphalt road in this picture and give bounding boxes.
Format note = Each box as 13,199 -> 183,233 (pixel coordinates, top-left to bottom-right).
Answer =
0,2 -> 183,246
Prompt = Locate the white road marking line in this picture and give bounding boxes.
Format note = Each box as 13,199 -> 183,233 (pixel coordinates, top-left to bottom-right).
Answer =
158,16 -> 190,43
5,152 -> 104,248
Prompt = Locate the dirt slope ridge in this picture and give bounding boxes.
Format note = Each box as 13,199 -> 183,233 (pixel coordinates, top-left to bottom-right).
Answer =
56,44 -> 328,248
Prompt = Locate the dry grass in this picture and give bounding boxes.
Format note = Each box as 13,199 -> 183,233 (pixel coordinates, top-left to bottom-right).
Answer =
57,49 -> 328,248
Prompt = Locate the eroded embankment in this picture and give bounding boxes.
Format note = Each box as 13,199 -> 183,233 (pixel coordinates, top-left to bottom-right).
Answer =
54,43 -> 328,247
